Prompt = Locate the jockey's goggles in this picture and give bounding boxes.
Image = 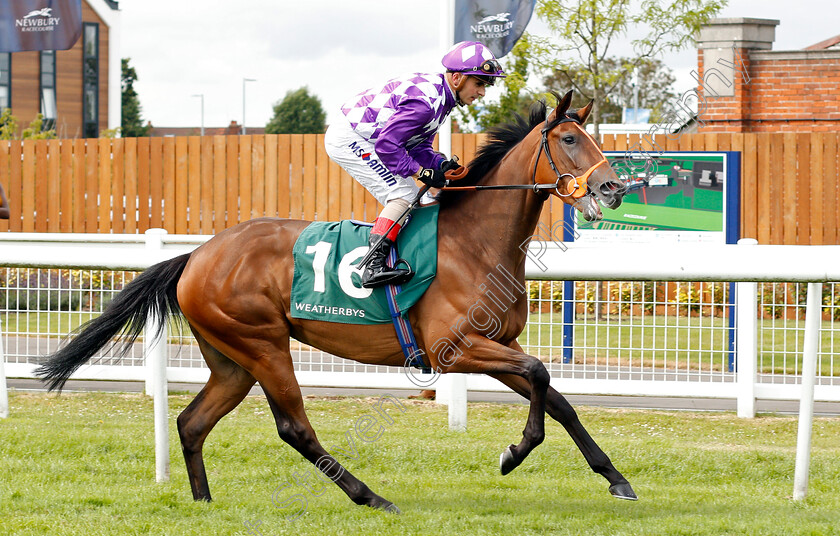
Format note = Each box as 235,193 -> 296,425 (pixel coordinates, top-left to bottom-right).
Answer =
451,59 -> 506,79
477,59 -> 503,75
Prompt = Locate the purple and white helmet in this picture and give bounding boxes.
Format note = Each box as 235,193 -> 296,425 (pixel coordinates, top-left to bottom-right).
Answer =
441,41 -> 506,81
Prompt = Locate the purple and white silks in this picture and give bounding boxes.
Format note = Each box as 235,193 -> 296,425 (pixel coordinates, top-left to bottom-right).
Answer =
340,72 -> 457,178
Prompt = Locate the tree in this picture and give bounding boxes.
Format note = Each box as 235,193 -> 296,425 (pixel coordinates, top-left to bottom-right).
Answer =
121,58 -> 149,137
0,109 -> 56,140
532,0 -> 726,139
455,35 -> 537,133
265,87 -> 326,134
544,57 -> 677,124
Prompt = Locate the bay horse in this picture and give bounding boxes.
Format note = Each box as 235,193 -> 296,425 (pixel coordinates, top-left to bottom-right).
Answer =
36,90 -> 636,513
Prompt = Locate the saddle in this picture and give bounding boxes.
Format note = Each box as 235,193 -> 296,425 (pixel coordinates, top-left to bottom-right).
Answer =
290,205 -> 439,325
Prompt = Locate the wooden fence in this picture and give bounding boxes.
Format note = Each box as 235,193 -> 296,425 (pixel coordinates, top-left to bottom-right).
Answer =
1,132 -> 838,244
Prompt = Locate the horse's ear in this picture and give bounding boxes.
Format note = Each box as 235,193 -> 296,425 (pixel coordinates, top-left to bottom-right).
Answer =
576,100 -> 594,124
547,90 -> 574,122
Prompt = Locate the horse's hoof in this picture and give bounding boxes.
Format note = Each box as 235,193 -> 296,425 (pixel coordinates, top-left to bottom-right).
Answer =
499,445 -> 519,475
609,483 -> 638,501
382,503 -> 401,514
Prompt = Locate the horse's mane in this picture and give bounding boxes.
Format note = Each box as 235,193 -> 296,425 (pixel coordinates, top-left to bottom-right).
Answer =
439,93 -> 573,206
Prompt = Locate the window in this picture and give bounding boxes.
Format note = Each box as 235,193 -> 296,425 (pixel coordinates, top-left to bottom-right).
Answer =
0,53 -> 10,111
82,23 -> 99,138
40,50 -> 57,129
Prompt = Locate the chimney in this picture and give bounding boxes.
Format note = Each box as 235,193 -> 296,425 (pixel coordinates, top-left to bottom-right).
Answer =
695,18 -> 780,132
696,18 -> 779,97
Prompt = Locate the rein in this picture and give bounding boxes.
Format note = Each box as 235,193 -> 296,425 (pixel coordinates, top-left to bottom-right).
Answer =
442,116 -> 607,199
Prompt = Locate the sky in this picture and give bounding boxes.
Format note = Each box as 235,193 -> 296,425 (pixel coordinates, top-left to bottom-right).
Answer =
119,0 -> 838,130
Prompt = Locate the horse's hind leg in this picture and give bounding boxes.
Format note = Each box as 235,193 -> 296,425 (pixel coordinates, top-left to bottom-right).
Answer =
256,356 -> 400,513
199,325 -> 400,513
177,332 -> 256,501
490,371 -> 637,500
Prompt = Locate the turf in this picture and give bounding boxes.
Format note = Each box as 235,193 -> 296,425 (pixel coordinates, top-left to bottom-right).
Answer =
1,392 -> 839,535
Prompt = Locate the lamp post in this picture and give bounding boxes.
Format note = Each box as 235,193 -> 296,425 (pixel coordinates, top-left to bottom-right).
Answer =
242,78 -> 256,134
191,94 -> 204,136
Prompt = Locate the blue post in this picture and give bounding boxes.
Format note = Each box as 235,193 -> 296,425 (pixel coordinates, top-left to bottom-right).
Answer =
562,204 -> 576,364
563,280 -> 574,363
725,151 -> 742,372
728,281 -> 736,372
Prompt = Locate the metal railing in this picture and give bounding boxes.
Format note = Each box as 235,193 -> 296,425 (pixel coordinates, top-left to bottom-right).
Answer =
2,232 -> 840,411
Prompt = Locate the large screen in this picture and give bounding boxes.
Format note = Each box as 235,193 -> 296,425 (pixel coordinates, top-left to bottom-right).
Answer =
572,151 -> 741,244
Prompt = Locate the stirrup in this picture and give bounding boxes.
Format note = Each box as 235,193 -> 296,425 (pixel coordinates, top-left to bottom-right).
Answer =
361,256 -> 414,289
361,265 -> 414,288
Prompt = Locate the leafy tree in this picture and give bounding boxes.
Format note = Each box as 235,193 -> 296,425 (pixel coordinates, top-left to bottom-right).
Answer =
265,87 -> 326,134
99,127 -> 121,138
0,109 -> 56,140
455,35 -> 537,132
532,0 -> 726,139
544,57 -> 677,124
121,58 -> 149,137
0,108 -> 16,139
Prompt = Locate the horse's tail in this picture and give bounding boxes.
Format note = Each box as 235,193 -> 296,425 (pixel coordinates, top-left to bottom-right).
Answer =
35,253 -> 191,392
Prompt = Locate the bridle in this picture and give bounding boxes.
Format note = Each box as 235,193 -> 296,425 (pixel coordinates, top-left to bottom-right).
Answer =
441,114 -> 608,199
533,117 -> 607,199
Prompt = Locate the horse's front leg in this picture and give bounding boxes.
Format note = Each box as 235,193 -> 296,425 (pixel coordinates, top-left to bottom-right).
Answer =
489,370 -> 637,501
440,335 -> 550,475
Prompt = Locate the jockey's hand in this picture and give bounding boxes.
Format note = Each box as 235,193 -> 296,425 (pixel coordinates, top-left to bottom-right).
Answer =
439,157 -> 461,173
439,156 -> 468,181
417,167 -> 448,188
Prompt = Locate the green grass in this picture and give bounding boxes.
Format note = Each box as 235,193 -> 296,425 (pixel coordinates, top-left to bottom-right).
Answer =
1,311 -> 192,342
1,392 -> 840,535
1,310 -> 100,336
521,313 -> 840,376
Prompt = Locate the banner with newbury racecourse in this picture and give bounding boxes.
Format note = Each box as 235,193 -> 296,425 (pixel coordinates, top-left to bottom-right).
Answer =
0,0 -> 83,52
454,0 -> 536,58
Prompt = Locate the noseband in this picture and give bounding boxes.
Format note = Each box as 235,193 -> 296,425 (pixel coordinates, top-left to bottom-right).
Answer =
532,116 -> 607,199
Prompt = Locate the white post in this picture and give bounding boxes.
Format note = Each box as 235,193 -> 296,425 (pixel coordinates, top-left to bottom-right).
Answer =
191,94 -> 204,136
793,282 -> 822,501
736,238 -> 758,418
435,374 -> 467,431
144,229 -> 170,482
242,78 -> 256,135
147,309 -> 170,483
144,229 -> 166,396
448,374 -> 467,431
438,0 -> 453,159
0,316 -> 8,419
437,0 -> 466,430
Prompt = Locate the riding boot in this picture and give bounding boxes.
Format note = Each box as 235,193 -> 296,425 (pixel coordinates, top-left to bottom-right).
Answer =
361,233 -> 413,289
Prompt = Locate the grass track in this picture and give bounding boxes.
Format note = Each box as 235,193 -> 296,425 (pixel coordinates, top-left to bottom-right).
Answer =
1,392 -> 840,535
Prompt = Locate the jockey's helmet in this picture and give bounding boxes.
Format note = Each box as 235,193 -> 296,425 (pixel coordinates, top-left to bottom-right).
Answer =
441,41 -> 506,85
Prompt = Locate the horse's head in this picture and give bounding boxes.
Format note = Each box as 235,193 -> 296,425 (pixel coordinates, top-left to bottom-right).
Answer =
535,90 -> 626,221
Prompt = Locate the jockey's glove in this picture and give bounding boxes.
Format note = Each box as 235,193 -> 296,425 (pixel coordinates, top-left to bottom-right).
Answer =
439,158 -> 461,172
417,167 -> 448,188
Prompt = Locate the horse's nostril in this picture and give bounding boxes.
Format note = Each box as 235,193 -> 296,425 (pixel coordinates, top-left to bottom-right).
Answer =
600,181 -> 626,196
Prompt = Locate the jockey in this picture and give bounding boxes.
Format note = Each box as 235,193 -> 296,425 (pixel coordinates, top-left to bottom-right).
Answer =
324,41 -> 505,288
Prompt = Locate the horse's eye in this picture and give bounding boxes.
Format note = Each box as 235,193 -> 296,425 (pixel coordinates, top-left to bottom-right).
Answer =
562,135 -> 576,145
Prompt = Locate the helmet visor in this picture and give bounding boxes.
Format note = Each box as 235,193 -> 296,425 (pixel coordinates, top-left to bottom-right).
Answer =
471,74 -> 497,87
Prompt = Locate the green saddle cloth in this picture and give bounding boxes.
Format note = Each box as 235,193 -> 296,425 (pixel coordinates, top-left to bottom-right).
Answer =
290,205 -> 439,325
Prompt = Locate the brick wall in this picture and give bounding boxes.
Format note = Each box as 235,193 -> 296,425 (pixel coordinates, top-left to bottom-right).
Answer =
698,45 -> 840,133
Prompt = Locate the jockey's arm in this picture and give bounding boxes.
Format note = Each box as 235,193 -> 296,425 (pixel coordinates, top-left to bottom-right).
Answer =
374,100 -> 443,178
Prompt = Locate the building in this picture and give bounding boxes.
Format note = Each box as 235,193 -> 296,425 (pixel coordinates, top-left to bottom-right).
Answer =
0,0 -> 120,138
696,18 -> 840,133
